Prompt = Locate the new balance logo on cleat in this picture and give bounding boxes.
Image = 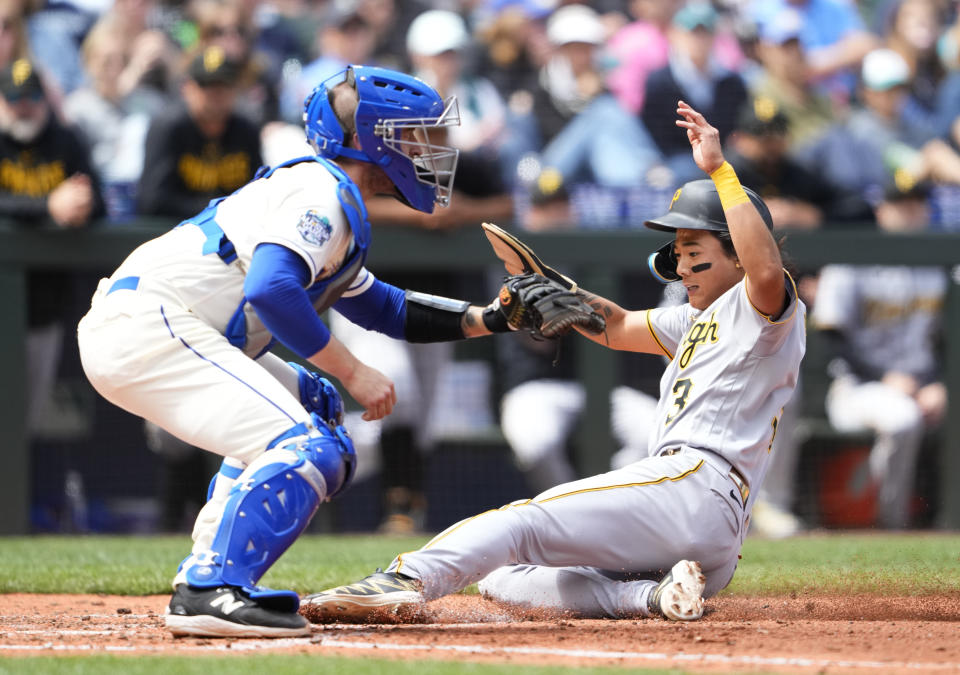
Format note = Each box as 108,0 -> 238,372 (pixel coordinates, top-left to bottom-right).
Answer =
300,570 -> 424,623
165,585 -> 311,638
649,560 -> 706,621
209,592 -> 245,615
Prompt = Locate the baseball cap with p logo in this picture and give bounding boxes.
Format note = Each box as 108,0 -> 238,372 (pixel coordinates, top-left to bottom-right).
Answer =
0,59 -> 44,102
187,46 -> 242,87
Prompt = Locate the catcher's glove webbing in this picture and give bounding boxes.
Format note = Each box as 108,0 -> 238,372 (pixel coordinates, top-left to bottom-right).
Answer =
498,273 -> 605,339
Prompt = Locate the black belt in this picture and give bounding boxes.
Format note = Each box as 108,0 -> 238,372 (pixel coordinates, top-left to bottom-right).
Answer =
661,447 -> 750,505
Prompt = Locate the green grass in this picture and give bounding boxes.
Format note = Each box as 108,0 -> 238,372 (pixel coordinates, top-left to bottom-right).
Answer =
0,532 -> 957,596
0,533 -> 955,674
0,655 -> 674,675
0,533 -> 427,595
724,532 -> 960,595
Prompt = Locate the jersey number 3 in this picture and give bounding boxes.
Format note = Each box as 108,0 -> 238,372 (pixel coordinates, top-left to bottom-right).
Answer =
665,378 -> 693,425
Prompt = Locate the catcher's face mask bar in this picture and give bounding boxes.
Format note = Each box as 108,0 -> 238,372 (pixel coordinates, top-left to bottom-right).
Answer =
377,96 -> 461,207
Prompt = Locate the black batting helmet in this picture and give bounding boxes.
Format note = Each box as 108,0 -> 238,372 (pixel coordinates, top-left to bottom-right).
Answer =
644,179 -> 773,283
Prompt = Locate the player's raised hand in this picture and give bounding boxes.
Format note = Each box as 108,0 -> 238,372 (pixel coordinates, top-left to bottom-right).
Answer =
675,101 -> 724,175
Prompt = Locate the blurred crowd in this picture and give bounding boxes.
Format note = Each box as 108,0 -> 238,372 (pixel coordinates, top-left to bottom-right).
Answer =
6,0 -> 954,535
5,0 -> 960,228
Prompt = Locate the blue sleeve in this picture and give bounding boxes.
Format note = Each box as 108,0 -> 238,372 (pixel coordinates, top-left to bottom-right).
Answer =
332,274 -> 406,339
244,243 -> 331,359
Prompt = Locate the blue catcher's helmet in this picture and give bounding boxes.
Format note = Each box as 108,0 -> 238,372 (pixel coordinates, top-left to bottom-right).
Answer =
303,65 -> 461,213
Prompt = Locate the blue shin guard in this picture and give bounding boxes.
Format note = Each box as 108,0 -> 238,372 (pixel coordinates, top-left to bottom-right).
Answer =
185,423 -> 356,610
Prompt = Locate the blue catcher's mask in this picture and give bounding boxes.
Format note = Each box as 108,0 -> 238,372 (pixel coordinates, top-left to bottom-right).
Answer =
303,65 -> 461,214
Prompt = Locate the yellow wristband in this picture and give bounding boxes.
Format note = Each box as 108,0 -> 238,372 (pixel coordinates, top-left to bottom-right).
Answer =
710,161 -> 750,211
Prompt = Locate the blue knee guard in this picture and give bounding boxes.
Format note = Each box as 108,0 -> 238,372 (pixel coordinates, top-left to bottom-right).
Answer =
289,361 -> 344,426
185,422 -> 357,604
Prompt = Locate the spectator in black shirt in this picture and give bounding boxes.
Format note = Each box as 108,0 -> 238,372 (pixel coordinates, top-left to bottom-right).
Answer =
0,59 -> 104,226
641,2 -> 747,183
0,58 -> 104,434
726,96 -> 874,229
137,45 -> 262,219
135,44 -> 263,528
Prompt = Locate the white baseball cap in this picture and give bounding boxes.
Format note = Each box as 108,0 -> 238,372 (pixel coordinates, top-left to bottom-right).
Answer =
546,4 -> 604,47
760,8 -> 803,45
862,48 -> 910,91
406,10 -> 470,56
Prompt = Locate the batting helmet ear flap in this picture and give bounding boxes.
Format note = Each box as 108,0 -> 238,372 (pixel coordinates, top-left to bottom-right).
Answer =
648,240 -> 680,283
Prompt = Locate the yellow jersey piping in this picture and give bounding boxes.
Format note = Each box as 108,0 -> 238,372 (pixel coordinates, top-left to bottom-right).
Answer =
646,310 -> 674,359
535,460 -> 704,503
744,269 -> 799,325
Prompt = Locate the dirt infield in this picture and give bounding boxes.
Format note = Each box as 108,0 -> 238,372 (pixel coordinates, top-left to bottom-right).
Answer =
1,593 -> 959,673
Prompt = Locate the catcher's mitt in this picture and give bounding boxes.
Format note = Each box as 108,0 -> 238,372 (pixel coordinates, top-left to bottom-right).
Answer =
498,273 -> 605,339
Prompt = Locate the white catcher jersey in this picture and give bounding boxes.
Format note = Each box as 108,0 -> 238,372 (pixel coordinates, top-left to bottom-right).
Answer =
108,162 -> 362,356
646,273 -> 806,490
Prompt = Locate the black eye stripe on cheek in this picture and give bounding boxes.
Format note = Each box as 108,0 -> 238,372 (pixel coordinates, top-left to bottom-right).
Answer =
691,263 -> 712,273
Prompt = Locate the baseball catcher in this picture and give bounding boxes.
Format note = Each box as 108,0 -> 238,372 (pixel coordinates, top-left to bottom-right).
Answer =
77,65 -> 550,640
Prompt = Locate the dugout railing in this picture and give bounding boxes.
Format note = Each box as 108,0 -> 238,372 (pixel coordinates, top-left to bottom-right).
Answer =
2,222 -> 959,533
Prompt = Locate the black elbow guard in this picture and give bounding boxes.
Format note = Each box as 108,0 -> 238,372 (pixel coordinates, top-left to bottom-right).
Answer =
404,290 -> 470,343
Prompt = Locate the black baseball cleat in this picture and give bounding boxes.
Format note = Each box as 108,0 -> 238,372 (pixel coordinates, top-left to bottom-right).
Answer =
300,570 -> 424,623
648,560 -> 706,621
165,585 -> 311,638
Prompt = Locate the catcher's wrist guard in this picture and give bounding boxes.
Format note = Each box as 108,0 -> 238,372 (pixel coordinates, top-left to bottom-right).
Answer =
404,290 -> 470,342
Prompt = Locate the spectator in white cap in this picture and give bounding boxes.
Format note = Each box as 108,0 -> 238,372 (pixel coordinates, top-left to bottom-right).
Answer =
523,3 -> 662,187
802,47 -> 960,201
406,9 -> 507,159
327,8 -> 517,535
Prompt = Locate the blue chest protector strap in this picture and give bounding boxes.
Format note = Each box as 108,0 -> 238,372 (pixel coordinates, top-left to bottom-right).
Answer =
177,197 -> 237,264
178,156 -> 372,351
